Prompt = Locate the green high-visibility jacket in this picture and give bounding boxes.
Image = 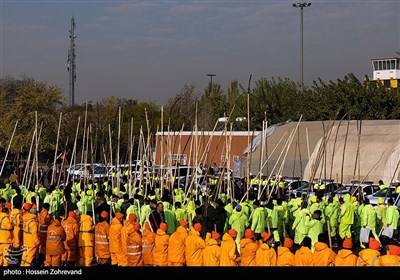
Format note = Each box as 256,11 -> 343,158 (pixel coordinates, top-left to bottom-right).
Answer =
240,202 -> 251,218
361,204 -> 377,229
229,210 -> 249,238
355,203 -> 364,226
385,205 -> 399,229
309,202 -> 320,215
82,195 -> 94,214
174,208 -> 188,223
375,204 -> 386,227
305,217 -> 325,252
292,208 -> 310,235
266,207 -> 278,229
164,208 -> 178,234
324,202 -> 338,228
173,188 -> 185,203
339,194 -> 354,225
251,207 -> 266,234
126,204 -> 139,221
139,204 -> 150,224
51,189 -> 63,214
36,186 -> 47,204
4,184 -> 14,202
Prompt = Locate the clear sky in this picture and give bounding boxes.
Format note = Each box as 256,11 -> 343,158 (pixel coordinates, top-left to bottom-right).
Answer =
1,0 -> 399,106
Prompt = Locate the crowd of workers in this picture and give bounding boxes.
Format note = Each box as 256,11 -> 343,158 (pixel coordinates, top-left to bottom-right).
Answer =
0,169 -> 399,267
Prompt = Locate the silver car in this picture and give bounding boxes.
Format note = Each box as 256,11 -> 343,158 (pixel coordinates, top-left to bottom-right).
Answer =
333,183 -> 380,200
366,187 -> 399,207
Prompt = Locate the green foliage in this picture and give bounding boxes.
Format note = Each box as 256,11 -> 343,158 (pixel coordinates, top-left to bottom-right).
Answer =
164,84 -> 198,131
0,77 -> 65,155
197,83 -> 227,130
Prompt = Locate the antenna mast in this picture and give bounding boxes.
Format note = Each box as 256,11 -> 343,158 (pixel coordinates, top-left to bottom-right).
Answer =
67,16 -> 77,106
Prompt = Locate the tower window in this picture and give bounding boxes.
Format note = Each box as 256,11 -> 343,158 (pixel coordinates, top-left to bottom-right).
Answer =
383,80 -> 390,87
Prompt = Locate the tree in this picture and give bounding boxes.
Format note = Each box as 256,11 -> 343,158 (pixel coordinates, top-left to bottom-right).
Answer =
197,82 -> 227,130
0,76 -> 65,156
164,84 -> 198,131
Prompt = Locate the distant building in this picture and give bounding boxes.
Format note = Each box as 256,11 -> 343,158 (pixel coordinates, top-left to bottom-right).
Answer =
154,131 -> 258,177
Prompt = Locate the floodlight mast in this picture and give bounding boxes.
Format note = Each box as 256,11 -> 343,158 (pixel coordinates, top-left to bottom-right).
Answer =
292,2 -> 311,94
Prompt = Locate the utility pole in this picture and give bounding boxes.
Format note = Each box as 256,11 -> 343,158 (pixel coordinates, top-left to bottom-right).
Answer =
67,16 -> 77,107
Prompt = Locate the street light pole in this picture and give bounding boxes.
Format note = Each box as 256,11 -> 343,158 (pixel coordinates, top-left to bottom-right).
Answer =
292,2 -> 311,94
207,73 -> 216,93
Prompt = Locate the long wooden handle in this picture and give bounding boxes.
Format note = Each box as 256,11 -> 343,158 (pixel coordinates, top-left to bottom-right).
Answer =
327,220 -> 332,248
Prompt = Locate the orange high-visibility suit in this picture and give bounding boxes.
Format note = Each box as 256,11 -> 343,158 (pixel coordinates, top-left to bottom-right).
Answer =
120,220 -> 131,266
45,219 -> 66,266
0,211 -> 14,266
61,215 -> 79,264
276,246 -> 295,266
202,233 -> 221,266
312,241 -> 336,266
294,245 -> 313,266
255,243 -> 277,266
379,246 -> 400,266
121,222 -> 143,266
21,212 -> 39,267
38,208 -> 52,255
153,228 -> 170,266
379,254 -> 400,266
109,217 -> 124,266
185,227 -> 205,266
142,223 -> 156,266
220,233 -> 240,266
335,248 -> 358,266
357,248 -> 381,266
239,237 -> 259,266
94,220 -> 110,265
10,208 -> 22,249
167,225 -> 188,266
78,214 -> 94,266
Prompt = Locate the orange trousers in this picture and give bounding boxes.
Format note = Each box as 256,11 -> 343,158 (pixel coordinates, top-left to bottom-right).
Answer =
62,248 -> 78,263
110,252 -> 125,266
21,246 -> 37,267
78,246 -> 93,266
0,243 -> 12,266
44,254 -> 62,267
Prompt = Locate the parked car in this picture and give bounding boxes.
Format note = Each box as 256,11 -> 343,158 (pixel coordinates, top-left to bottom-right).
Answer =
366,187 -> 399,207
110,161 -> 142,178
349,182 -> 380,197
67,163 -> 110,180
287,184 -> 311,199
161,165 -> 198,188
66,163 -> 88,179
285,178 -> 309,191
289,181 -> 342,200
284,178 -> 309,198
332,182 -> 380,199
